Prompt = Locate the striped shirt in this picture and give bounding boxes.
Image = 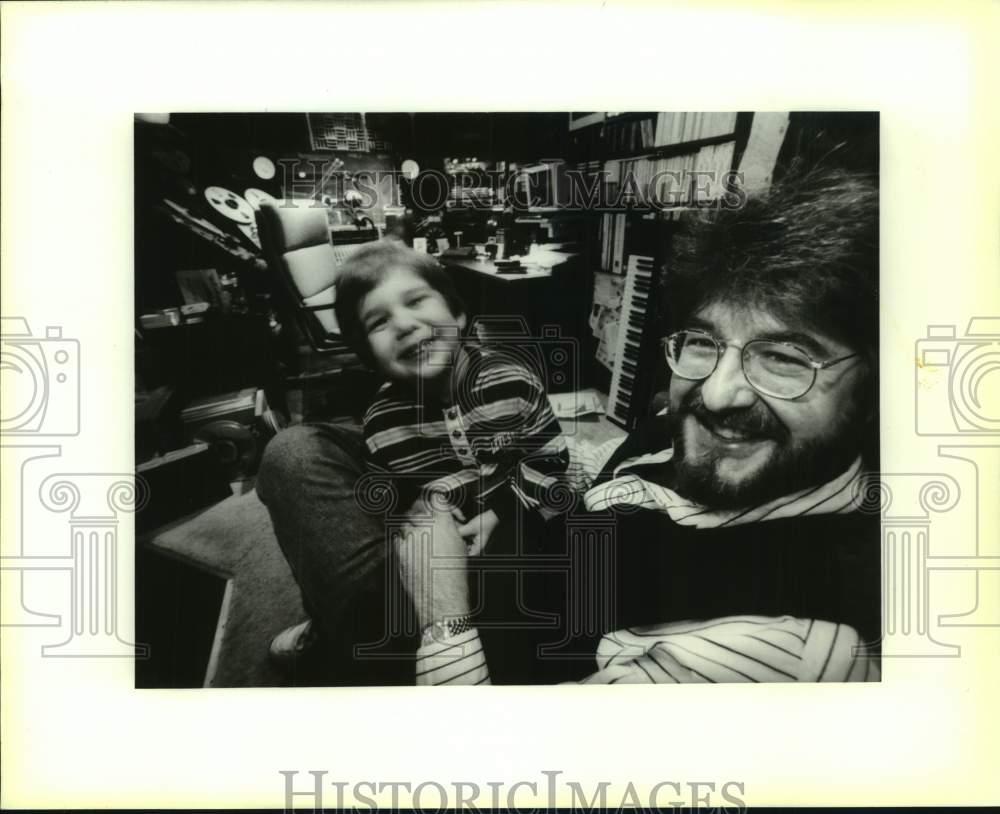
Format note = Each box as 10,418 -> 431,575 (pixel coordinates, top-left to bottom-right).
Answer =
363,344 -> 570,519
584,448 -> 865,527
415,440 -> 879,685
581,616 -> 879,684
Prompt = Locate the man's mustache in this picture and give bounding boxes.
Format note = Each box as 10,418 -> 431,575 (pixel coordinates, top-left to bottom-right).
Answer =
675,390 -> 786,439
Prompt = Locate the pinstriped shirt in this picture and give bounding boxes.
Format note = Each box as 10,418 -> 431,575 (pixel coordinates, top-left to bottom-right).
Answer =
363,344 -> 570,518
417,615 -> 879,686
582,616 -> 878,684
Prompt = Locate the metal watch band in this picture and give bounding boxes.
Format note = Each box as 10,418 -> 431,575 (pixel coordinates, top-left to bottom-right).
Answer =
420,614 -> 474,646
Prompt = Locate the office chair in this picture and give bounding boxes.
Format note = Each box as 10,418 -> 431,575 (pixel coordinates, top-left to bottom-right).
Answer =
255,200 -> 354,355
255,200 -> 380,418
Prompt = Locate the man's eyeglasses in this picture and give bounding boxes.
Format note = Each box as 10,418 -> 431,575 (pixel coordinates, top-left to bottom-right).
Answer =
663,328 -> 860,400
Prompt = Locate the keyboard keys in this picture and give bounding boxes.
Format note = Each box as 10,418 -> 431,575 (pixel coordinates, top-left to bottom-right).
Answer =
606,254 -> 657,430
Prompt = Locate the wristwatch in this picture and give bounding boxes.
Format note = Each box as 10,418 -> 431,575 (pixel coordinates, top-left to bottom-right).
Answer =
420,614 -> 474,647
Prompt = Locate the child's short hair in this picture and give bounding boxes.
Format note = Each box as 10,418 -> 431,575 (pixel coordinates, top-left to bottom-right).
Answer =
334,239 -> 466,366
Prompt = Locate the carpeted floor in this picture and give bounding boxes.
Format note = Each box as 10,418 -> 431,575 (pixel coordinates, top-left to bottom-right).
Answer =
142,488 -> 305,687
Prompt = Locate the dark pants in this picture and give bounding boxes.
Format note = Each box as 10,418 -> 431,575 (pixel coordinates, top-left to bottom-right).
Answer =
257,423 -> 590,685
257,423 -> 417,684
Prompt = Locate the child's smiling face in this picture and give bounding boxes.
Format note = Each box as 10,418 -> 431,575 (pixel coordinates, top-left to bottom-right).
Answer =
359,265 -> 467,388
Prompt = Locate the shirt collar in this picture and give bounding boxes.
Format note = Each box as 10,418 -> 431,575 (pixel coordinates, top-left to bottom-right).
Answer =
583,450 -> 866,529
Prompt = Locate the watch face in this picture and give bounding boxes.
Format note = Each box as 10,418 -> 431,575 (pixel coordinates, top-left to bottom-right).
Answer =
420,621 -> 446,647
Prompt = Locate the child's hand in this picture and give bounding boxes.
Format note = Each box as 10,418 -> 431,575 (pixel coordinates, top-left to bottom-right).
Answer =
457,509 -> 500,556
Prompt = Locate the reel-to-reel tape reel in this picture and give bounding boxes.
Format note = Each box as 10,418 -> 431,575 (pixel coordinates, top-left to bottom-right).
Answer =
202,186 -> 279,248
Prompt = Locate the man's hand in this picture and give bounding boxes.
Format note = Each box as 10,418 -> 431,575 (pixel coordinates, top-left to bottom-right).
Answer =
457,509 -> 500,556
394,498 -> 471,632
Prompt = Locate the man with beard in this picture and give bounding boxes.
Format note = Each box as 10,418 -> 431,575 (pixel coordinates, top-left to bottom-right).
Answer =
403,167 -> 882,684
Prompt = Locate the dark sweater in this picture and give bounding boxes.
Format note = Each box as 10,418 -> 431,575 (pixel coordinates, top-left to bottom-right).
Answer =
590,415 -> 882,646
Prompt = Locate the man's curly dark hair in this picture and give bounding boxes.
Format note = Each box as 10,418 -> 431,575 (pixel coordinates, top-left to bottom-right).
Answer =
667,166 -> 878,359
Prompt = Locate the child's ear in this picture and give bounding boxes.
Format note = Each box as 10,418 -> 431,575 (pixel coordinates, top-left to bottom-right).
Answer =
457,312 -> 467,332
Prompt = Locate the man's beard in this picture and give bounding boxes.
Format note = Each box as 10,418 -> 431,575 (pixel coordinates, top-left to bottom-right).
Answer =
667,389 -> 865,510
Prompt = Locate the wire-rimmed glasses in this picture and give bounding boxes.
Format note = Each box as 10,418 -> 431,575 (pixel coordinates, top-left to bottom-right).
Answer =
663,328 -> 860,400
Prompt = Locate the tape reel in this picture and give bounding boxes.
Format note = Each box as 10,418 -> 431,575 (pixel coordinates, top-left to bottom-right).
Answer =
204,186 -> 254,225
244,188 -> 278,211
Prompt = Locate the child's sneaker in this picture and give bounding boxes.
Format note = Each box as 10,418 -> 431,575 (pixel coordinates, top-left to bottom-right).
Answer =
268,619 -> 317,663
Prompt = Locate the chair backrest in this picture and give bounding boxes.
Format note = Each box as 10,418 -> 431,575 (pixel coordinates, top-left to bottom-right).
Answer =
256,200 -> 343,344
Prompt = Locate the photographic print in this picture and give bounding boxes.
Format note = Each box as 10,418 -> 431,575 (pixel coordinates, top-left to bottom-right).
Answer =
3,3 -> 997,810
133,111 -> 881,688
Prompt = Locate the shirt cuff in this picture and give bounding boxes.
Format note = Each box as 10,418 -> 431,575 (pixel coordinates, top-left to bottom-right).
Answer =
415,628 -> 491,686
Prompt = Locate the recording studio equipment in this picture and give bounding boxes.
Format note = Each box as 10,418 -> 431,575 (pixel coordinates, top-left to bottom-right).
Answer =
204,186 -> 255,225
136,442 -> 232,532
243,188 -> 278,210
440,246 -> 477,259
159,198 -> 258,262
202,186 -> 263,248
605,254 -> 663,430
181,388 -> 282,482
513,161 -> 572,208
252,155 -> 277,180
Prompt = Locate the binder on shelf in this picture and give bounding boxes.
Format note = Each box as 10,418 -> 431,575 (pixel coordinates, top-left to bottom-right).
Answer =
653,111 -> 738,149
612,214 -> 627,275
669,113 -> 682,146
599,212 -> 628,275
